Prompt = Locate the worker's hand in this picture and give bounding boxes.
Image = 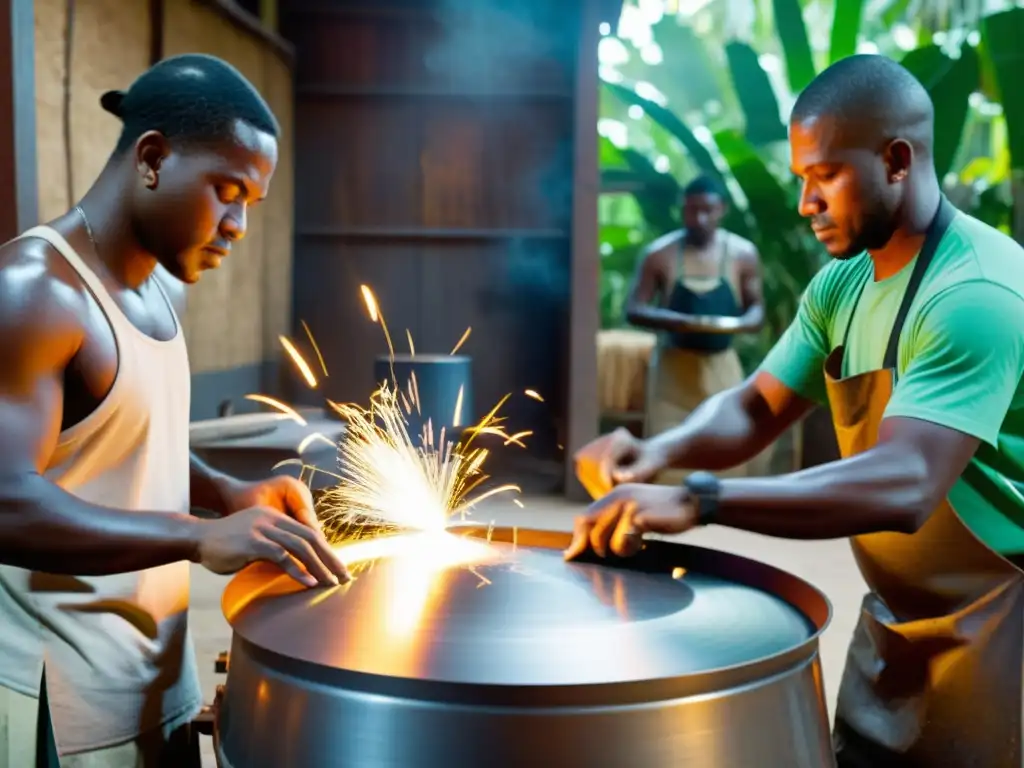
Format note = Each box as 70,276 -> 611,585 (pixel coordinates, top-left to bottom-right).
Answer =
563,483 -> 697,561
574,428 -> 669,499
195,506 -> 351,588
221,475 -> 320,531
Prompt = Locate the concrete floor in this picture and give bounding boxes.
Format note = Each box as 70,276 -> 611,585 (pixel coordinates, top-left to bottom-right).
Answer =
190,495 -> 867,766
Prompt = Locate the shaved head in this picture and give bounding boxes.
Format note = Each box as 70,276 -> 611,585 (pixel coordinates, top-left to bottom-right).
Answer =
792,54 -> 934,156
789,55 -> 939,259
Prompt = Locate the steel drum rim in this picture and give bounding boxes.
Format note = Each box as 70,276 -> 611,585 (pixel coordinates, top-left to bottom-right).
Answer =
221,526 -> 832,705
226,632 -> 823,708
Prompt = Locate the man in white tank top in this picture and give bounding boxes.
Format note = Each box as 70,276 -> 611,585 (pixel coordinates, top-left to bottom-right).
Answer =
0,55 -> 350,767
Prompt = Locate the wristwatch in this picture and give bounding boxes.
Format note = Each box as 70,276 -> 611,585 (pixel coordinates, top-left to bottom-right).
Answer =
684,471 -> 720,526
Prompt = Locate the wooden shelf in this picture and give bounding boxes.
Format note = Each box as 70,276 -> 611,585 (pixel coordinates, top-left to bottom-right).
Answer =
287,6 -> 439,19
194,0 -> 295,64
298,84 -> 574,101
296,226 -> 570,242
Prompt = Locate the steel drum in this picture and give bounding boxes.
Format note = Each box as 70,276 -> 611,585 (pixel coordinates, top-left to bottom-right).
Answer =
215,526 -> 835,768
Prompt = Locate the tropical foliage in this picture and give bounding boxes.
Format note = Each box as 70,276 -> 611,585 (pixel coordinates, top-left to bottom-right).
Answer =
600,0 -> 1023,370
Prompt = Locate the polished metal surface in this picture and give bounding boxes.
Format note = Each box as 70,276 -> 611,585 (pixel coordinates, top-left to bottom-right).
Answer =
677,314 -> 751,334
218,527 -> 836,768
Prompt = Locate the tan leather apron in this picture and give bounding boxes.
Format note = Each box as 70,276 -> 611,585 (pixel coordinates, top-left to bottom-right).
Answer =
826,198 -> 1024,767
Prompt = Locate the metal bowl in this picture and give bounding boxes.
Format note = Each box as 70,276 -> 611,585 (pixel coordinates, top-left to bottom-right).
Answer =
215,526 -> 835,768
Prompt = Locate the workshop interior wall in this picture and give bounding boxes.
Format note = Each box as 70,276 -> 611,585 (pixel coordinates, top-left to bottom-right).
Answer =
282,0 -> 582,492
33,0 -> 295,419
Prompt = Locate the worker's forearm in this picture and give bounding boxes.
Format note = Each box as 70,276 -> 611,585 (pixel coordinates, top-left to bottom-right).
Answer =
715,443 -> 926,538
0,473 -> 203,574
738,303 -> 764,332
189,451 -> 237,516
646,384 -> 780,471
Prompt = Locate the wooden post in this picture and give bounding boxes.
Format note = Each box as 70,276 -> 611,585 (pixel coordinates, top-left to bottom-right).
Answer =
0,0 -> 37,240
565,0 -> 602,501
259,0 -> 277,33
149,0 -> 164,64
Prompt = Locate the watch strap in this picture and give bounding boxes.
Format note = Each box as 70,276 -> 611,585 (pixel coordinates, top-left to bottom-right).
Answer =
685,471 -> 720,526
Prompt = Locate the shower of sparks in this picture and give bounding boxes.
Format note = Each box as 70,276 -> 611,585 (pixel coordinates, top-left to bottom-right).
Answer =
318,383 -> 521,542
524,389 -> 544,402
251,283 -> 543,554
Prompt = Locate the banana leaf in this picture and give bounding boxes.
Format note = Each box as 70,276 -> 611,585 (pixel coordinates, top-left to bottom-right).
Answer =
602,243 -> 644,275
600,168 -> 648,193
598,224 -> 634,253
772,0 -> 816,93
599,135 -> 628,168
828,0 -> 865,65
603,81 -> 728,194
725,42 -> 788,146
647,20 -> 721,114
603,80 -> 753,238
880,0 -> 912,29
976,38 -> 1001,104
980,9 -> 1024,172
900,43 -> 980,179
714,128 -> 819,289
600,268 -> 631,329
619,148 -> 681,235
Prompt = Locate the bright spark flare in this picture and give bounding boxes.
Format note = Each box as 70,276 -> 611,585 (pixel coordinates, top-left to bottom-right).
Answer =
244,394 -> 307,426
453,384 -> 464,428
450,327 -> 471,355
247,284 -> 538,552
301,320 -> 328,377
280,335 -> 318,388
361,285 -> 379,322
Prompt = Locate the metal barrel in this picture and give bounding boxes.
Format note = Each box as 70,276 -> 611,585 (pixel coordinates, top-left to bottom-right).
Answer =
373,354 -> 473,441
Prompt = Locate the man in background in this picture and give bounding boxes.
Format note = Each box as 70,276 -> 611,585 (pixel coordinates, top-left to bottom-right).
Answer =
625,175 -> 767,481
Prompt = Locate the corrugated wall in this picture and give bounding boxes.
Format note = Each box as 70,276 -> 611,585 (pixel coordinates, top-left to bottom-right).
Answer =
33,0 -> 295,419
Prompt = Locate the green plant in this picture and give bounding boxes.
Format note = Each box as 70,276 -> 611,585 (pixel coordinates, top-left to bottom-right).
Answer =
599,0 -> 1024,372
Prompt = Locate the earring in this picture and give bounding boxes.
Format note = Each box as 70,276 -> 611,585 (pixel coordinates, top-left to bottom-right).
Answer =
144,169 -> 158,189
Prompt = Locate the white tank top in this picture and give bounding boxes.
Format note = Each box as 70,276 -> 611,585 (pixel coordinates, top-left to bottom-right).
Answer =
0,226 -> 202,753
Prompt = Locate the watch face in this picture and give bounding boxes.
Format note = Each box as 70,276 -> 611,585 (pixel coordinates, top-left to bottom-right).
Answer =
688,472 -> 717,494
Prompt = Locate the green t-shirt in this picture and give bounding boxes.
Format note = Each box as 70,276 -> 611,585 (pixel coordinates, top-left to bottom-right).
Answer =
760,210 -> 1024,555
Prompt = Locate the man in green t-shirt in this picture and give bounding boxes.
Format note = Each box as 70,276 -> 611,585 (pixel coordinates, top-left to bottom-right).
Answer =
569,54 -> 1024,767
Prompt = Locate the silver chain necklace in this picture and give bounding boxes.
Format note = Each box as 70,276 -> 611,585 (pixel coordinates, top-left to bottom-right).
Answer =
75,204 -> 98,252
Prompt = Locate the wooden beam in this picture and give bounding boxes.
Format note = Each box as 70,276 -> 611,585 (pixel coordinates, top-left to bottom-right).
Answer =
149,0 -> 164,64
297,227 -> 570,242
0,0 -> 38,240
259,0 -> 277,32
565,0 -> 601,501
192,0 -> 294,66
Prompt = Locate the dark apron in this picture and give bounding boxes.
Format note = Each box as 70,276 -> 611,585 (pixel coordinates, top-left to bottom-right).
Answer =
825,198 -> 1024,767
665,234 -> 740,353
